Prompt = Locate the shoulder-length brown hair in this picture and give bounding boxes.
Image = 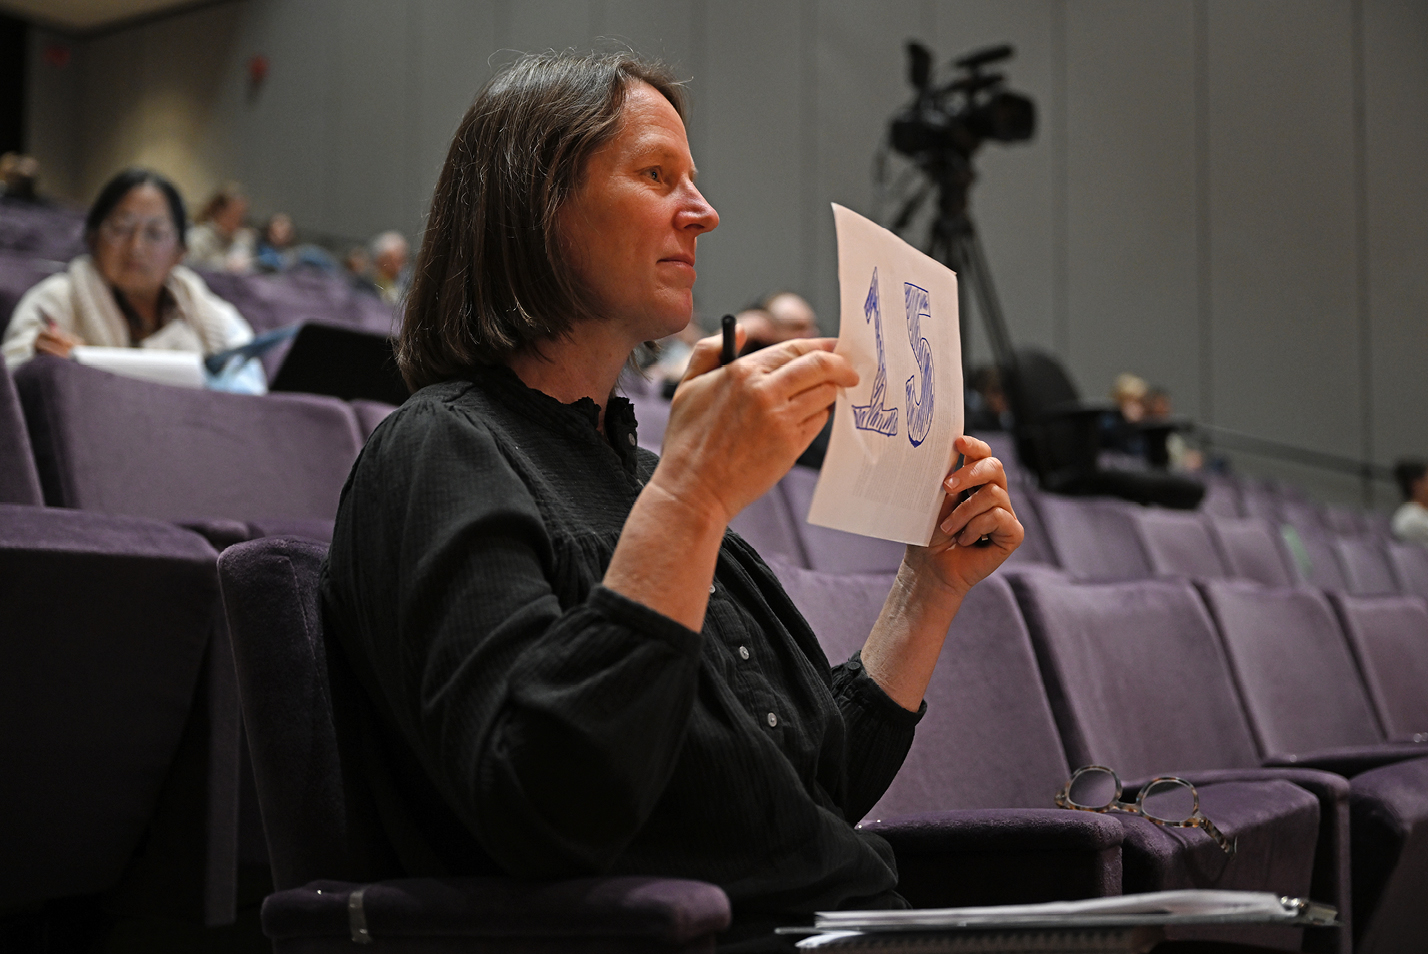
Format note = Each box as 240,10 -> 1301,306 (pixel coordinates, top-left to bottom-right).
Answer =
397,51 -> 685,391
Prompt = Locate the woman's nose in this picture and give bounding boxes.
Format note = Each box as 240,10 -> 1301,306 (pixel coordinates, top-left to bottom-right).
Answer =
679,185 -> 719,234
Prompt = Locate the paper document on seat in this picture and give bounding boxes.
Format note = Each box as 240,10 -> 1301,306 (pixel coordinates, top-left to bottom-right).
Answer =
807,204 -> 962,546
805,889 -> 1336,933
71,346 -> 205,389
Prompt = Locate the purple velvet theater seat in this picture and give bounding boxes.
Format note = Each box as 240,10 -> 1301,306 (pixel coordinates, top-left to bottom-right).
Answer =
1236,480 -> 1284,524
0,354 -> 42,505
776,563 -> 1329,951
0,504 -> 219,907
1386,542 -> 1428,601
776,464 -> 907,574
350,399 -> 397,439
968,430 -> 1025,485
0,248 -> 67,339
1321,506 -> 1364,537
1032,493 -> 1151,581
1126,508 -> 1227,580
773,563 -> 1124,906
1011,573 -> 1350,952
1331,537 -> 1399,597
1195,581 -> 1424,765
197,270 -> 399,379
1197,475 -> 1243,519
626,389 -> 671,454
1198,579 -> 1428,946
1000,481 -> 1057,568
218,538 -> 729,952
1282,520 -> 1350,592
1326,592 -> 1428,743
728,490 -> 806,568
1208,516 -> 1297,587
0,199 -> 86,261
15,355 -> 362,532
773,464 -> 1055,574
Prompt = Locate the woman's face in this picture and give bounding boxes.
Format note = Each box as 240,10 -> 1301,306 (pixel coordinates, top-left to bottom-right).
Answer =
560,81 -> 719,342
91,184 -> 184,301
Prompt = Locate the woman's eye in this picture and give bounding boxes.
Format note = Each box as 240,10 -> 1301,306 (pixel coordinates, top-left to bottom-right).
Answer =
646,168 -> 662,183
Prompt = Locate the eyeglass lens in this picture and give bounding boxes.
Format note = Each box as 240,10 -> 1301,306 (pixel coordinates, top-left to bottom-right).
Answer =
102,218 -> 176,246
1066,767 -> 1118,809
1140,778 -> 1198,824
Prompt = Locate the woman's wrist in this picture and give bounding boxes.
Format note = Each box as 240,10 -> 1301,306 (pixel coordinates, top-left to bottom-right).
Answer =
898,546 -> 972,606
602,474 -> 728,633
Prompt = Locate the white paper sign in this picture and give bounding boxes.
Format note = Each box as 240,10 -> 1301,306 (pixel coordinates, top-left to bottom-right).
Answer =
806,204 -> 963,546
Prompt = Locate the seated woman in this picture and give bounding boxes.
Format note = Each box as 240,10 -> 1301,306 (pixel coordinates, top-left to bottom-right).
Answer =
2,168 -> 265,393
185,183 -> 256,274
321,52 -> 1022,951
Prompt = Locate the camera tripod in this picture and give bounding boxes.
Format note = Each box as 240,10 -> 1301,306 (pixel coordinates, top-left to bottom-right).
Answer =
893,163 -> 1016,376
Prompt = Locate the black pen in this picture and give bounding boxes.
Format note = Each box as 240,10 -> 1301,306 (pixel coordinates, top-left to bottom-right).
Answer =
953,452 -> 994,547
720,314 -> 737,365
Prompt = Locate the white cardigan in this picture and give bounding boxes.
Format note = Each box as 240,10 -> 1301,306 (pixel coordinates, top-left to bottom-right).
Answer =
2,255 -> 265,392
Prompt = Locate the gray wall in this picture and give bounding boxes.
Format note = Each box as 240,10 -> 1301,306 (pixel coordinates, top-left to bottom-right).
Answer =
25,0 -> 1428,505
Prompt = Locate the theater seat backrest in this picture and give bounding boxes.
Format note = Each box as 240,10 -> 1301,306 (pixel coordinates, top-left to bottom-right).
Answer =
776,465 -> 906,574
1387,543 -> 1428,601
1208,515 -> 1296,587
218,537 -> 391,889
729,490 -> 806,567
1011,574 -> 1261,777
1197,476 -> 1242,519
1332,537 -> 1398,596
0,356 -> 42,505
1128,508 -> 1226,579
772,565 -> 1071,814
1327,592 -> 1428,741
16,355 -> 362,523
351,399 -> 397,439
0,504 -> 216,904
1198,580 -> 1385,757
1033,494 -> 1150,581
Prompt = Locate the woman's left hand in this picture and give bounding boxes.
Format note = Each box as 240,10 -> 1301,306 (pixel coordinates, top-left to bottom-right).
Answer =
903,434 -> 1024,599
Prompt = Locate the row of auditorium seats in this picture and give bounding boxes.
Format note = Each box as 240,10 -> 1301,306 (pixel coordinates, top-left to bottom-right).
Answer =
4,345 -> 1425,950
2,353 -> 395,547
216,520 -> 1428,951
0,198 -> 397,379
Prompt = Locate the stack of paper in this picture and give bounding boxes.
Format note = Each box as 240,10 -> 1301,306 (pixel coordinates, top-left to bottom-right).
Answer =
785,890 -> 1337,952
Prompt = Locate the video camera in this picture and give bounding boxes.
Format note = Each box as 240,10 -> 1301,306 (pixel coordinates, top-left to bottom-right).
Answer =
889,42 -> 1035,166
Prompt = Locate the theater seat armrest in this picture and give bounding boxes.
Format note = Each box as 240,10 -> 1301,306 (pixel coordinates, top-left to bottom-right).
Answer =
859,808 -> 1123,854
1264,743 -> 1428,777
1121,767 -> 1350,802
858,809 -> 1124,907
262,876 -> 730,948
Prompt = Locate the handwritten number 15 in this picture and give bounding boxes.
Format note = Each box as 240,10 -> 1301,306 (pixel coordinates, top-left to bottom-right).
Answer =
851,268 -> 936,447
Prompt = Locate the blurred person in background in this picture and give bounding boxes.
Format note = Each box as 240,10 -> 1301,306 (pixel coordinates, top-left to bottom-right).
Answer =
1143,386 -> 1202,472
737,290 -> 819,354
965,364 -> 1008,431
0,152 -> 46,203
343,244 -> 381,296
2,168 -> 265,393
255,212 -> 297,273
186,183 -> 257,273
1392,460 -> 1428,545
256,212 -> 338,274
369,230 -> 410,304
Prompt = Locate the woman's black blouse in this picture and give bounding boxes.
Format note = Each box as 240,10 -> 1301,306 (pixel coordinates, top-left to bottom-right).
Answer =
321,364 -> 923,935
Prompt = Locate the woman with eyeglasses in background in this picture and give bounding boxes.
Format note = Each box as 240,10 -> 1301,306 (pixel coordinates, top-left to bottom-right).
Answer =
1,168 -> 265,392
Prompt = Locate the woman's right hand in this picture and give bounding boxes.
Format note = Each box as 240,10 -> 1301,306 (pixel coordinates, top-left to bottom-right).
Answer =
651,327 -> 859,528
34,322 -> 84,358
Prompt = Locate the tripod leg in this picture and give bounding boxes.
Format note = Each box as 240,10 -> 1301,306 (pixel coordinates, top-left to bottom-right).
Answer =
953,228 -> 1015,371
